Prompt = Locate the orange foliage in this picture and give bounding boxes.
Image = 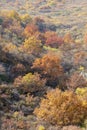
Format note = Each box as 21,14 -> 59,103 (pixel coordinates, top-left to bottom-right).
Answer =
24,24 -> 39,37
45,31 -> 64,48
32,53 -> 63,79
63,33 -> 74,43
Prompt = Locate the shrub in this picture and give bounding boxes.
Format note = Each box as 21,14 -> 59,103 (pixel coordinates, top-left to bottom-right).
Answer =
45,31 -> 64,48
66,72 -> 87,91
34,88 -> 87,126
74,51 -> 87,65
7,10 -> 20,21
32,53 -> 63,78
3,42 -> 17,53
23,36 -> 43,55
20,14 -> 32,25
11,63 -> 26,77
32,53 -> 63,86
24,24 -> 39,37
76,87 -> 87,101
63,33 -> 74,43
14,73 -> 46,92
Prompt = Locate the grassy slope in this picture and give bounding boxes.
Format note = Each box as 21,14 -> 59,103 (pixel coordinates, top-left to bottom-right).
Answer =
0,0 -> 87,41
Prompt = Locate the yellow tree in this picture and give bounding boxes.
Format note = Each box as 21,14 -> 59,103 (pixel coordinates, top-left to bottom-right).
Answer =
23,36 -> 42,55
34,88 -> 87,126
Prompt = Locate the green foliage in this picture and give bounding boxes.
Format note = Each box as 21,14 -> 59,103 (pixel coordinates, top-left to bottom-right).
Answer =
0,74 -> 9,82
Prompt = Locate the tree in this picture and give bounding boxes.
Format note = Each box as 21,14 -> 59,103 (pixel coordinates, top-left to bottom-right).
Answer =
7,10 -> 20,21
66,72 -> 87,91
9,19 -> 23,38
14,73 -> 46,93
11,63 -> 26,77
3,42 -> 17,53
45,31 -> 64,48
32,53 -> 63,86
74,51 -> 87,66
24,24 -> 39,37
22,36 -> 43,55
20,14 -> 32,26
34,88 -> 87,126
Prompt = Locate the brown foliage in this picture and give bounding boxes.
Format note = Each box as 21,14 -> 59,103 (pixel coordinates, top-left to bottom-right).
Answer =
63,33 -> 74,43
11,63 -> 26,76
14,73 -> 46,93
66,72 -> 87,91
74,51 -> 87,65
45,31 -> 64,48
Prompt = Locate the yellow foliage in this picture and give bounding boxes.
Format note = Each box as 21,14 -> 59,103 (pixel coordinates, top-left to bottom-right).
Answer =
79,66 -> 84,71
76,88 -> 87,95
76,87 -> 87,103
23,36 -> 42,54
14,73 -> 46,92
13,111 -> 19,118
20,14 -> 32,23
38,125 -> 45,130
7,10 -> 20,20
3,43 -> 17,53
34,89 -> 87,126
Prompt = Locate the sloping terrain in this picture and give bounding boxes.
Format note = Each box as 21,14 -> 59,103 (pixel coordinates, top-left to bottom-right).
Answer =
0,0 -> 87,130
0,0 -> 87,40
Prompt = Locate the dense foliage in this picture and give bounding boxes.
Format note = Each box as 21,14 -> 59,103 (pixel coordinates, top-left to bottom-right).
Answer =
34,89 -> 87,126
0,8 -> 87,130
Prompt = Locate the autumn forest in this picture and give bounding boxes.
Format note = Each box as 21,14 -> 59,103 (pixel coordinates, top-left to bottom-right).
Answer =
0,0 -> 87,130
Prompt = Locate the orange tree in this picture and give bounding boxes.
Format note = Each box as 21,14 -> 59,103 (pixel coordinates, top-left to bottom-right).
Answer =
32,53 -> 63,87
44,31 -> 64,48
24,24 -> 39,37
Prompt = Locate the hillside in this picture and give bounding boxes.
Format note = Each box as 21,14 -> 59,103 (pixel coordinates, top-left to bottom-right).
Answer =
0,0 -> 87,130
0,0 -> 87,41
